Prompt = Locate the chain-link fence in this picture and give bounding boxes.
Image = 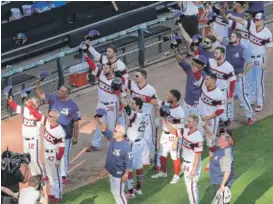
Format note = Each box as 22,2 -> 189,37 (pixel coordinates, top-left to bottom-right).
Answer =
2,2 -> 273,120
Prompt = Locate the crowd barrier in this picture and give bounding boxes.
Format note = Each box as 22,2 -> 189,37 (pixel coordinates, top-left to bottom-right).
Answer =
1,2 -> 273,119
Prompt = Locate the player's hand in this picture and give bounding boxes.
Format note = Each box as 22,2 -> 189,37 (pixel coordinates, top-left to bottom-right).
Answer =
226,13 -> 232,19
171,140 -> 178,151
154,117 -> 160,128
55,159 -> 61,167
36,79 -> 41,87
72,137 -> 78,145
201,115 -> 210,121
220,184 -> 225,192
13,192 -> 19,199
262,63 -> 268,70
227,97 -> 233,104
190,169 -> 196,178
121,174 -> 128,183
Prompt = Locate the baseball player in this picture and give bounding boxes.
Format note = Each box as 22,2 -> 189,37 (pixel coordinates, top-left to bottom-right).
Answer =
208,47 -> 236,128
228,12 -> 273,112
116,92 -> 145,199
210,28 -> 256,124
164,114 -> 203,204
144,89 -> 185,184
87,44 -> 128,127
95,117 -> 132,204
35,81 -> 81,185
26,102 -> 65,203
174,51 -> 207,119
83,53 -> 120,152
122,69 -> 160,168
7,96 -> 45,178
192,68 -> 225,171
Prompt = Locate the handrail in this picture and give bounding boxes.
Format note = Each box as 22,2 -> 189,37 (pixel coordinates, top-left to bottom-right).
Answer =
1,13 -> 175,79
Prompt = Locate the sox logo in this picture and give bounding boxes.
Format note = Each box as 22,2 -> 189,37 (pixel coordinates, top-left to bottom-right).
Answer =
113,149 -> 121,157
210,69 -> 229,80
23,118 -> 37,126
249,34 -> 270,46
44,131 -> 57,144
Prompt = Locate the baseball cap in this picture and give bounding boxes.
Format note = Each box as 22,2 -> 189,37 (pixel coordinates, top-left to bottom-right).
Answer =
192,34 -> 202,44
194,55 -> 208,66
254,13 -> 264,21
94,108 -> 107,117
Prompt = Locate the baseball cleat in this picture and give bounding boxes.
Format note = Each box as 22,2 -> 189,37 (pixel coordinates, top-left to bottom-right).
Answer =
86,145 -> 99,152
151,171 -> 167,179
62,177 -> 69,184
170,174 -> 180,184
125,191 -> 135,199
152,166 -> 160,173
248,117 -> 256,125
255,105 -> 263,112
133,187 -> 143,195
50,196 -> 61,203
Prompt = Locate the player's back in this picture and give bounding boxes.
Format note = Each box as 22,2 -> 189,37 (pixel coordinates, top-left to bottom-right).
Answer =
130,83 -> 157,115
127,112 -> 146,142
97,72 -> 118,103
21,106 -> 42,138
198,83 -> 224,116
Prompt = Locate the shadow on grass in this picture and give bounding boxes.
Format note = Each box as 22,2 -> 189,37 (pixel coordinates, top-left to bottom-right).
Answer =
234,170 -> 273,204
79,195 -> 98,204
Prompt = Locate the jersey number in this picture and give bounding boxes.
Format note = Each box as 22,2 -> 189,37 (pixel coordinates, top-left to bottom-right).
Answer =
183,165 -> 190,173
107,106 -> 115,112
138,122 -> 146,132
28,143 -> 35,149
169,136 -> 175,142
47,156 -> 55,162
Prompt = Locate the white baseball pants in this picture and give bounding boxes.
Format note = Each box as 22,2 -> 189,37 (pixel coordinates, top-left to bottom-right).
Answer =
61,138 -> 72,178
182,159 -> 202,204
142,114 -> 155,164
132,139 -> 145,169
159,132 -> 178,160
92,102 -> 118,148
219,89 -> 229,123
23,137 -> 44,176
45,150 -> 62,199
109,174 -> 127,204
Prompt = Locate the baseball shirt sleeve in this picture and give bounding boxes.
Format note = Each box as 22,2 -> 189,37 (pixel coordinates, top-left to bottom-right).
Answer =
193,133 -> 204,153
102,129 -> 113,139
242,47 -> 252,64
44,93 -> 57,102
125,146 -> 133,169
179,59 -> 192,74
88,46 -> 102,62
219,148 -> 233,172
221,37 -> 230,47
265,32 -> 273,48
71,103 -> 81,122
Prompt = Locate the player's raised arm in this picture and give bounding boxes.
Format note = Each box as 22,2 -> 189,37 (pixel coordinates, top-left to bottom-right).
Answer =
7,95 -> 22,114
88,45 -> 102,62
203,121 -> 216,141
84,53 -> 100,76
177,22 -> 193,45
209,27 -> 224,44
228,14 -> 249,29
25,99 -> 45,123
162,119 -> 179,136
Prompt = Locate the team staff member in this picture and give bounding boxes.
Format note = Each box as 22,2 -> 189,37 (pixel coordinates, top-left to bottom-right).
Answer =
95,117 -> 132,204
174,51 -> 207,119
210,28 -> 256,125
203,122 -> 234,202
165,114 -> 203,204
228,12 -> 273,112
35,81 -> 81,184
27,103 -> 66,203
87,44 -> 128,127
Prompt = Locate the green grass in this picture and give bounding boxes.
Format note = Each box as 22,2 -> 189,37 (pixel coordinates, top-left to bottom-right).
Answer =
60,116 -> 273,204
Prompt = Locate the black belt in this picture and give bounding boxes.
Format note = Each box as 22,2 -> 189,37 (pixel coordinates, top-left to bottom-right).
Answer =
24,137 -> 35,141
251,55 -> 261,58
183,159 -> 191,163
101,102 -> 115,105
45,150 -> 54,153
164,131 -> 170,134
134,139 -> 141,142
235,72 -> 243,75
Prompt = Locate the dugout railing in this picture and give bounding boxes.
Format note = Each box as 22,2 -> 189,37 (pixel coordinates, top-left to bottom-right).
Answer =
1,2 -> 273,120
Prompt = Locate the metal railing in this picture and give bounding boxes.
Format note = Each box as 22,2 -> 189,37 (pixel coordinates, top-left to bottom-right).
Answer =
2,2 -> 273,120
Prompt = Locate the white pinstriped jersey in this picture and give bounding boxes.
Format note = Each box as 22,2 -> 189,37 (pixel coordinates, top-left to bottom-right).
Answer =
228,20 -> 250,48
93,67 -> 118,103
247,21 -> 273,56
15,105 -> 42,138
208,59 -> 236,90
177,128 -> 203,162
124,80 -> 158,115
197,81 -> 225,117
126,111 -> 146,142
43,119 -> 65,151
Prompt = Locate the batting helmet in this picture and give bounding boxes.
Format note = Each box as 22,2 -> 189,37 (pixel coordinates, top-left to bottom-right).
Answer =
111,78 -> 122,92
160,105 -> 171,118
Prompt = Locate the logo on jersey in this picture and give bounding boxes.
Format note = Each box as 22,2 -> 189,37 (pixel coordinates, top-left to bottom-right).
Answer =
182,138 -> 195,150
210,69 -> 230,80
249,34 -> 267,46
201,92 -> 222,106
23,118 -> 37,126
44,131 -> 58,144
234,53 -> 239,58
127,152 -> 133,159
113,149 -> 121,157
166,115 -> 181,124
76,111 -> 81,119
236,29 -> 249,39
61,108 -> 69,116
214,156 -> 218,160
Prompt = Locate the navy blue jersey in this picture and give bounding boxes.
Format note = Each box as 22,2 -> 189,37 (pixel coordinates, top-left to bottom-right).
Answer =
45,94 -> 81,139
102,129 -> 133,178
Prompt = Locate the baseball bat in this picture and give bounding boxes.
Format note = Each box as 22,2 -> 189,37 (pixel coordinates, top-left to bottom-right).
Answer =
111,1 -> 119,12
153,127 -> 158,167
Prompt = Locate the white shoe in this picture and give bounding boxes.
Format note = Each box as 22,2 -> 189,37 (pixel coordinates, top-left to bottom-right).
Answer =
151,171 -> 167,179
170,174 -> 180,184
133,188 -> 143,195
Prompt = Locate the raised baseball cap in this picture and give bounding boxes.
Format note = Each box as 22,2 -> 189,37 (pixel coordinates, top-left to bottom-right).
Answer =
254,12 -> 265,21
94,108 -> 107,117
194,55 -> 208,66
192,34 -> 202,43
